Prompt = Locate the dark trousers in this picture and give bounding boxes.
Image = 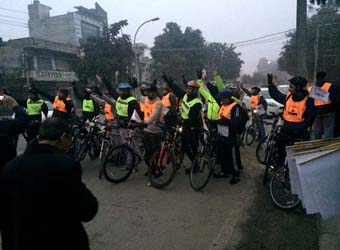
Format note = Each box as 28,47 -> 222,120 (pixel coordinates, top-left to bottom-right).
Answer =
218,135 -> 239,177
26,120 -> 41,143
182,128 -> 200,162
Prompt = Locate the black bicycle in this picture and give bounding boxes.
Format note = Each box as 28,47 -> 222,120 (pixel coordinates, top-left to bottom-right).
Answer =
269,159 -> 300,210
189,128 -> 218,191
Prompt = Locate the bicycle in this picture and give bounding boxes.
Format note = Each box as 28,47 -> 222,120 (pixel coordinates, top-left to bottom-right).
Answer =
244,110 -> 259,146
72,116 -> 103,162
102,125 -> 145,184
98,121 -> 121,179
256,112 -> 283,165
269,158 -> 300,210
260,114 -> 284,185
147,124 -> 183,189
189,128 -> 218,191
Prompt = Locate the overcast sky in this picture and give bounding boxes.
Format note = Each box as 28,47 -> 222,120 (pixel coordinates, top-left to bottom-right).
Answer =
0,0 -> 299,74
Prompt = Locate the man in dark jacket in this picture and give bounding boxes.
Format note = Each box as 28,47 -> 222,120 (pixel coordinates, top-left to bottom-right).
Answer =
268,74 -> 315,164
0,118 -> 98,250
72,82 -> 99,123
310,71 -> 337,139
0,94 -> 28,171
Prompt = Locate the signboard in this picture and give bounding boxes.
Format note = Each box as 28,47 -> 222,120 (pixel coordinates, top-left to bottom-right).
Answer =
309,86 -> 329,103
29,70 -> 78,82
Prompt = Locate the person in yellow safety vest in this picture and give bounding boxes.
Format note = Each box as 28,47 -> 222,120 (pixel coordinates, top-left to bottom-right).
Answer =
161,86 -> 178,128
32,84 -> 74,120
240,84 -> 267,141
16,88 -> 48,142
115,83 -> 142,128
196,78 -> 220,131
268,74 -> 315,166
309,71 -> 337,140
214,90 -> 242,184
72,82 -> 99,123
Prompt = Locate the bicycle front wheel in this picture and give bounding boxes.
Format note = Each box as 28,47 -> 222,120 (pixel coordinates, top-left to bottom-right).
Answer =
190,153 -> 212,191
147,148 -> 177,189
256,136 -> 269,164
269,165 -> 300,209
103,144 -> 136,183
245,124 -> 256,146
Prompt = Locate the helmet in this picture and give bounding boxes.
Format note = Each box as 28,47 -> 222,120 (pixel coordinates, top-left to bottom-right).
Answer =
251,86 -> 261,93
288,76 -> 307,88
28,87 -> 37,94
83,87 -> 92,94
144,83 -> 158,92
186,81 -> 200,88
219,90 -> 232,99
118,82 -> 132,89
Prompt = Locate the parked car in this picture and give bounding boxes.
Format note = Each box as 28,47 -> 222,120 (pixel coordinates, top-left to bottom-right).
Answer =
43,101 -> 54,121
242,86 -> 288,116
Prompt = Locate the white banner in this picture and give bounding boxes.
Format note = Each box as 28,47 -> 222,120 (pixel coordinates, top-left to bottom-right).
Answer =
309,86 -> 329,103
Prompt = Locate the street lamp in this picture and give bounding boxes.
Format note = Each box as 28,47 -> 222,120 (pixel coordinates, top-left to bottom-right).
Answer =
133,17 -> 160,84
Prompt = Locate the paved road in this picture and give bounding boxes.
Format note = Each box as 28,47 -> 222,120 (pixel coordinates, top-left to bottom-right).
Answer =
77,144 -> 317,250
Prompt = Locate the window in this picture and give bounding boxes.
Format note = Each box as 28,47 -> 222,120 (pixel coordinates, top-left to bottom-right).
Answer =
81,21 -> 100,41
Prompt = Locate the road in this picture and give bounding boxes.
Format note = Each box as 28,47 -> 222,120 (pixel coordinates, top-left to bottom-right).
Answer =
75,144 -> 317,250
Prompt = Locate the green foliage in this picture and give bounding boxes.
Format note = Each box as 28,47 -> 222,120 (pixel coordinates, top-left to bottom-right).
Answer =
278,5 -> 340,80
74,20 -> 134,85
151,22 -> 243,82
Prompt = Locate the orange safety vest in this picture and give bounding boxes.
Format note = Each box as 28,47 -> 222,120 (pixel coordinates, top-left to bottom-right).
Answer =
314,82 -> 332,106
250,95 -> 259,109
104,103 -> 115,120
283,93 -> 308,123
53,96 -> 67,113
140,99 -> 145,113
162,92 -> 172,107
218,102 -> 237,120
144,97 -> 162,122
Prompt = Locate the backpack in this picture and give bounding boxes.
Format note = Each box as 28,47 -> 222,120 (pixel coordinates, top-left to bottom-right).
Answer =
237,105 -> 249,134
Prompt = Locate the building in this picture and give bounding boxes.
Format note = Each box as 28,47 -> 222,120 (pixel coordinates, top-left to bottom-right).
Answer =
134,43 -> 153,83
28,1 -> 107,46
0,37 -> 79,97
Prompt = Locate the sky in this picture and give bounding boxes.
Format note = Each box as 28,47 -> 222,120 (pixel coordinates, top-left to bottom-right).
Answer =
0,0 -> 300,74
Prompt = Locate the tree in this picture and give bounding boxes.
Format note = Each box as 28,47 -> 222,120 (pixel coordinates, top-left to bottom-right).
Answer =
205,43 -> 243,80
151,22 -> 243,83
278,4 -> 340,80
151,22 -> 206,82
74,20 -> 134,86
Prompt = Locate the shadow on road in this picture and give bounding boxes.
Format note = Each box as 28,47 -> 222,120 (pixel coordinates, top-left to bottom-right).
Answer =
225,173 -> 318,250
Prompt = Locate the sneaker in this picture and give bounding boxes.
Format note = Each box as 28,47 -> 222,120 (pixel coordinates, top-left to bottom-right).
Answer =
229,176 -> 240,184
214,171 -> 229,178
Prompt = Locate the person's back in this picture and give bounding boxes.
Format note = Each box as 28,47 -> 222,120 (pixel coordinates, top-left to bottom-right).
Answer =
0,118 -> 98,250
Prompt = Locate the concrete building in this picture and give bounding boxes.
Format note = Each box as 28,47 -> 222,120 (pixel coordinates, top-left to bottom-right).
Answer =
28,1 -> 107,46
134,43 -> 153,83
0,37 -> 79,97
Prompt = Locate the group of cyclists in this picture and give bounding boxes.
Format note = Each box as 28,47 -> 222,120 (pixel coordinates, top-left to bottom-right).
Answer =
3,68 -> 338,189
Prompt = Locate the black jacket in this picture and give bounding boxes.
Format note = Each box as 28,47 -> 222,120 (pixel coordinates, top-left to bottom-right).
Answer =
73,85 -> 99,121
0,143 -> 98,250
0,105 -> 28,170
269,85 -> 315,138
35,88 -> 74,120
314,80 -> 337,115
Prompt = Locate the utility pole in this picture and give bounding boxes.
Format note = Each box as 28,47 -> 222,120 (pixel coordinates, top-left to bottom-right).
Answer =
313,25 -> 320,82
296,0 -> 308,77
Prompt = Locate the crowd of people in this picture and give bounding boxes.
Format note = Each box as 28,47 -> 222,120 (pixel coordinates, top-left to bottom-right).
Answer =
0,68 -> 339,249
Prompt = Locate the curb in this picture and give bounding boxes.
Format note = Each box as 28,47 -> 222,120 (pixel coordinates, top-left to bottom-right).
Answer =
317,215 -> 340,250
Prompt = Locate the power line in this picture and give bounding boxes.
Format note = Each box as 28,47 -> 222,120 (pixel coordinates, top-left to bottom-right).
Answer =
0,7 -> 27,15
0,21 -> 28,28
0,19 -> 28,27
230,29 -> 294,45
0,14 -> 27,21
